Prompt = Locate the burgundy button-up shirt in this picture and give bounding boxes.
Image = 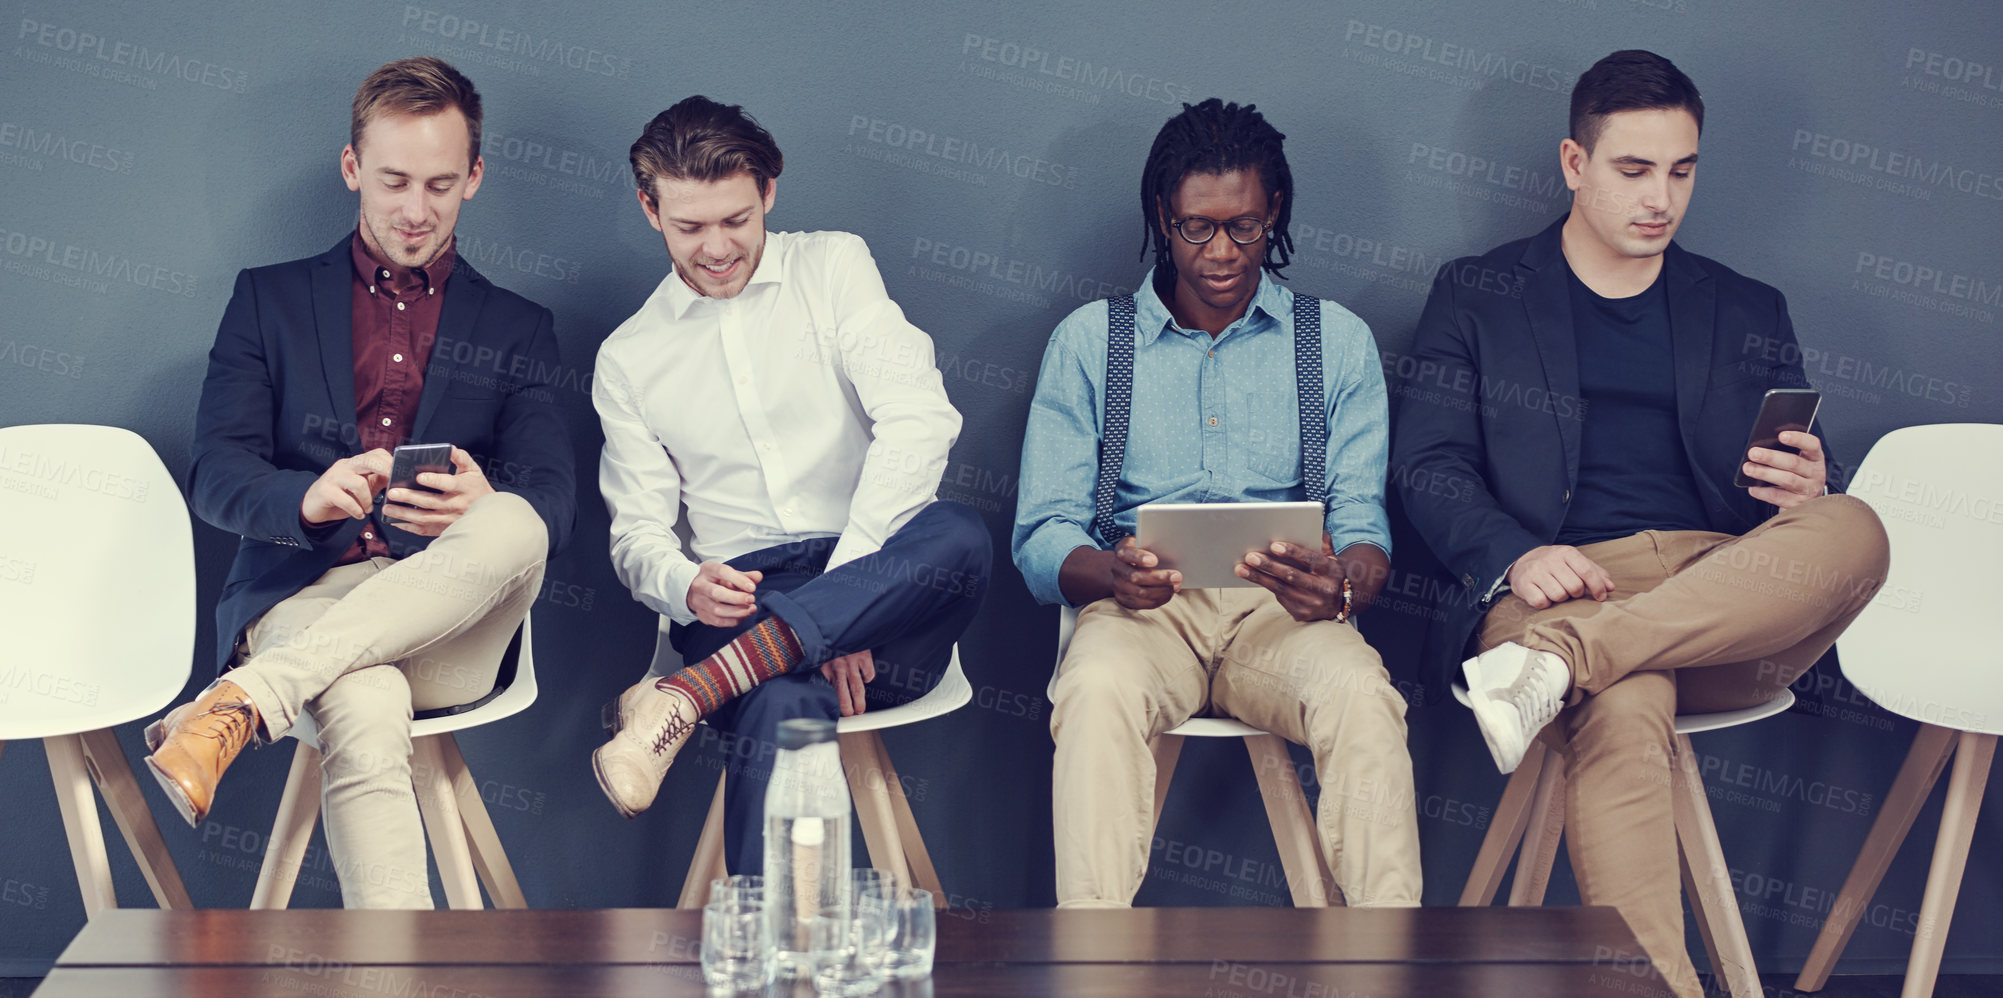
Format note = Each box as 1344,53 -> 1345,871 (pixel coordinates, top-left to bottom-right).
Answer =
337,230 -> 454,563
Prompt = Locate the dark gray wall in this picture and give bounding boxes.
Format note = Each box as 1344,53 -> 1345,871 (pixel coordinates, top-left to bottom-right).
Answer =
2,0 -> 1998,979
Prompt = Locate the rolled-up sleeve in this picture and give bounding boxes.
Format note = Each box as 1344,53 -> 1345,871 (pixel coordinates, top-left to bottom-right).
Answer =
1012,307 -> 1105,607
1321,303 -> 1392,558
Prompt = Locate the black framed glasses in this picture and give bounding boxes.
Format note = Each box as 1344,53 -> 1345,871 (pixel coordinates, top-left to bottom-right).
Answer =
1170,214 -> 1271,246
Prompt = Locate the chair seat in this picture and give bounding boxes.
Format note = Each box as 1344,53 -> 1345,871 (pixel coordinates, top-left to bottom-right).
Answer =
1166,716 -> 1268,738
1451,681 -> 1795,734
838,647 -> 969,734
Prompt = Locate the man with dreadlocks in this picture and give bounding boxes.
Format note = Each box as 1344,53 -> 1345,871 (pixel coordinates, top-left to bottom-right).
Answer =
1013,99 -> 1421,909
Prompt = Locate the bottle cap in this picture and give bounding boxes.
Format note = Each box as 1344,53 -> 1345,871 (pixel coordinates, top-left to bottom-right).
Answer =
776,717 -> 837,750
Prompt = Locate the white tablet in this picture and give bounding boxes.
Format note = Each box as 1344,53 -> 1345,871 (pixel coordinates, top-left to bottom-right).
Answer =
1134,501 -> 1325,589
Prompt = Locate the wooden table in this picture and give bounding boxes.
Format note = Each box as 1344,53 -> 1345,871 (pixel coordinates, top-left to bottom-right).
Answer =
36,906 -> 1665,996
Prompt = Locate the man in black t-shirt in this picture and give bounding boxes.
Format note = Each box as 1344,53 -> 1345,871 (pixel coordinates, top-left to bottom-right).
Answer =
1392,50 -> 1888,997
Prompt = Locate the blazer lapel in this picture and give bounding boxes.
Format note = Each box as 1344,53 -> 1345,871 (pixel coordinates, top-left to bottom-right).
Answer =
1663,244 -> 1715,452
312,241 -> 358,429
1517,219 -> 1582,483
411,261 -> 486,441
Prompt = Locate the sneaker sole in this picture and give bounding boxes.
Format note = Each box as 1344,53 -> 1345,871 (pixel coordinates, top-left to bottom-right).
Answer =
143,755 -> 203,828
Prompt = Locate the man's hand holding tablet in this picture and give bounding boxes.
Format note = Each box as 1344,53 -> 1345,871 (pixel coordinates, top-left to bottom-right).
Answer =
1238,535 -> 1390,623
1057,537 -> 1183,611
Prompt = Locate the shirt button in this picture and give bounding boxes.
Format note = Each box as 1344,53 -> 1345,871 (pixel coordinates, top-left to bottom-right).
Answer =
1208,416 -> 1218,427
1562,489 -> 1572,503
736,375 -> 748,385
363,531 -> 374,540
760,442 -> 773,452
368,285 -> 377,295
393,353 -> 404,363
380,269 -> 390,279
396,301 -> 407,311
427,287 -> 435,295
1208,350 -> 1215,358
381,417 -> 393,427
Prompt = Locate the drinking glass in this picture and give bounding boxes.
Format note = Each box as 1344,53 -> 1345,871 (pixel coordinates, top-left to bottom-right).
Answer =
711,874 -> 765,906
880,888 -> 936,980
809,897 -> 890,996
702,897 -> 773,992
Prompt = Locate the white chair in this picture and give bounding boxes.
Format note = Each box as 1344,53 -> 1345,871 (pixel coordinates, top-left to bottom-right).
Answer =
1453,681 -> 1794,998
1051,605 -> 1338,907
674,622 -> 970,910
249,616 -> 537,910
1792,423 -> 2003,998
0,423 -> 194,914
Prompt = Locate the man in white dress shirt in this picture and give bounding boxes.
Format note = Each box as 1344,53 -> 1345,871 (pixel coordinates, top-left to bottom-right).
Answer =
591,96 -> 989,873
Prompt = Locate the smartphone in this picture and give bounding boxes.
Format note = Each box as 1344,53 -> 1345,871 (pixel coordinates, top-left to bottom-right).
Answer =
1733,389 -> 1821,488
387,442 -> 454,496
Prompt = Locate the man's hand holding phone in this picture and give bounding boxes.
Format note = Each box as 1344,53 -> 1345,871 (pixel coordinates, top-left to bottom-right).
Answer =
301,449 -> 392,526
382,447 -> 495,537
1743,430 -> 1827,510
689,561 -> 764,627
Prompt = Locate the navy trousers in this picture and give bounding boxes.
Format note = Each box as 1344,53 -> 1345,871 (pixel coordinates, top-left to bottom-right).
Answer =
669,500 -> 992,875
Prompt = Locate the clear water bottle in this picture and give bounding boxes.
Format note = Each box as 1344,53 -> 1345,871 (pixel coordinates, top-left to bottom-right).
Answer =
764,718 -> 851,979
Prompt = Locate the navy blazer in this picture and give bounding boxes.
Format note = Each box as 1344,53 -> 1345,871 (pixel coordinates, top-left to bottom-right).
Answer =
1390,217 -> 1840,696
188,235 -> 576,673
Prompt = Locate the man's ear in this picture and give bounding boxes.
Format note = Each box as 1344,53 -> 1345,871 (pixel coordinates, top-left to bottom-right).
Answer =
637,186 -> 664,232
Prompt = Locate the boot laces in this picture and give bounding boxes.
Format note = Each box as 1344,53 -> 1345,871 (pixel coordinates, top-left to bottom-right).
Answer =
190,699 -> 258,758
1498,661 -> 1561,735
649,699 -> 695,757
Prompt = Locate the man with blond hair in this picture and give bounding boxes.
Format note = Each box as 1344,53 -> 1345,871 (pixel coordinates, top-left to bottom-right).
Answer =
146,57 -> 573,908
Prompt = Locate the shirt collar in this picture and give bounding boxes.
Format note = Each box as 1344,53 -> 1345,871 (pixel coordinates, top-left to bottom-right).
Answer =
661,230 -> 786,320
349,229 -> 453,298
1133,266 -> 1287,344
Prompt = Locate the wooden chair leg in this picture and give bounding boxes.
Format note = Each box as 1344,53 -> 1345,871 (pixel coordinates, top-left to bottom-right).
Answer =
1243,734 -> 1333,907
678,773 -> 729,909
1794,724 -> 1958,991
1902,732 -> 1995,998
842,730 -> 912,888
433,734 -> 526,909
76,728 -> 192,909
869,734 -> 946,908
1507,746 -> 1567,907
411,736 -> 481,909
1460,740 -> 1549,906
1670,733 -> 1761,998
1148,733 -> 1185,831
46,734 -> 116,915
251,743 -> 322,910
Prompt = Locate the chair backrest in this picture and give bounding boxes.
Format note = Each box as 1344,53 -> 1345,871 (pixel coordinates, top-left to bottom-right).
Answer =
0,424 -> 194,739
1839,422 -> 2003,736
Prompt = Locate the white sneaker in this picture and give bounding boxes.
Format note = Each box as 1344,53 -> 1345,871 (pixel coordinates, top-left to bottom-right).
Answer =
1461,642 -> 1570,774
592,681 -> 700,818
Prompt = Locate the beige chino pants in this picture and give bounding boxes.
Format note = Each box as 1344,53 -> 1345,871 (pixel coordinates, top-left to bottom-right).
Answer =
223,491 -> 547,909
1476,494 -> 1891,998
1052,587 -> 1424,909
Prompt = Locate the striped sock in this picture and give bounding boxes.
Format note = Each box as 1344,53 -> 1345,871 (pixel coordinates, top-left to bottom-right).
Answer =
657,616 -> 805,717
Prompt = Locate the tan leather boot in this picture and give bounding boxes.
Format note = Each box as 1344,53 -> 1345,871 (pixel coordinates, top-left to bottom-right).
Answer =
144,680 -> 261,826
592,679 -> 699,819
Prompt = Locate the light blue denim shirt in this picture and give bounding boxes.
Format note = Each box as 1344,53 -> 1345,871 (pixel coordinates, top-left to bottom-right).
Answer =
1012,269 -> 1392,607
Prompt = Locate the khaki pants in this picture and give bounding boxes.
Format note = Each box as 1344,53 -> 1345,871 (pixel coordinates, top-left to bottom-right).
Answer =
1051,587 -> 1423,909
1476,495 -> 1890,997
225,492 -> 547,909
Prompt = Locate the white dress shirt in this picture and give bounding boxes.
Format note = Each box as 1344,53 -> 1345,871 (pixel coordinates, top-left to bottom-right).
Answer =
594,230 -> 961,625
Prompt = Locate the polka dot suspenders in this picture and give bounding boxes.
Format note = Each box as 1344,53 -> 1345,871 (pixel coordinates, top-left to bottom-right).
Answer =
1088,292 -> 1328,547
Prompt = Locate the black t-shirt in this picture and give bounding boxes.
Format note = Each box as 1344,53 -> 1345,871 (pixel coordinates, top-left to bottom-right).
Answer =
1556,267 -> 1712,546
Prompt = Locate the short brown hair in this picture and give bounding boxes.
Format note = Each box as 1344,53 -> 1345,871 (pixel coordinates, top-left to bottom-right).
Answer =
350,57 -> 483,168
630,96 -> 783,204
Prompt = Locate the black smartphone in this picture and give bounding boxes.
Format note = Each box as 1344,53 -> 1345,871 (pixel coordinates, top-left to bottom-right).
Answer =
387,442 -> 454,496
1733,389 -> 1821,488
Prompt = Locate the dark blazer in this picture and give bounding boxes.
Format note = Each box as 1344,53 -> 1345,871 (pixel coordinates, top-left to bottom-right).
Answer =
188,235 -> 576,673
1390,217 -> 1840,696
